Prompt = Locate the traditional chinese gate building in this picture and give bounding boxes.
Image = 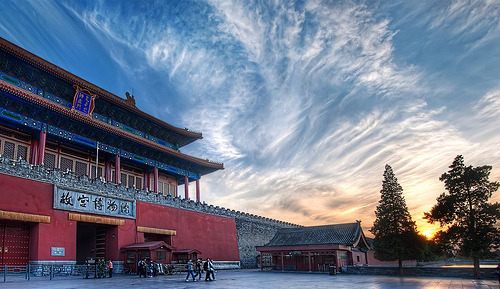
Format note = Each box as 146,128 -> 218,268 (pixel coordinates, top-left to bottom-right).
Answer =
0,37 -> 242,269
256,222 -> 371,272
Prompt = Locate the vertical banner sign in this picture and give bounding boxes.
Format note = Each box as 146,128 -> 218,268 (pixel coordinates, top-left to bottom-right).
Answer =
72,85 -> 97,115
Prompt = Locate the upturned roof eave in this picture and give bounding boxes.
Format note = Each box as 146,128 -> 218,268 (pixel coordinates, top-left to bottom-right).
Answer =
0,37 -> 202,142
0,80 -> 223,172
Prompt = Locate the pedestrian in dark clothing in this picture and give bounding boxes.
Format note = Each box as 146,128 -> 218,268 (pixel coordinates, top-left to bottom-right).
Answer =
204,258 -> 212,281
138,260 -> 142,277
194,258 -> 203,280
141,259 -> 147,278
208,258 -> 216,280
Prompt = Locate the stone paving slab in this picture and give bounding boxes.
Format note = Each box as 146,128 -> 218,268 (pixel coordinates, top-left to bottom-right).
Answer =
2,269 -> 500,289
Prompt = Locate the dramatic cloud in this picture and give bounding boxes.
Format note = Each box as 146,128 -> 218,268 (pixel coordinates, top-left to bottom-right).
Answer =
1,0 -> 499,236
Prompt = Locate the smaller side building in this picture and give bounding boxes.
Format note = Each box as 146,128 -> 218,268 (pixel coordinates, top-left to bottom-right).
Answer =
256,222 -> 370,272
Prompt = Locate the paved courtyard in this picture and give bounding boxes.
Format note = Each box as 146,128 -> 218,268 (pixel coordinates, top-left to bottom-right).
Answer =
2,269 -> 500,289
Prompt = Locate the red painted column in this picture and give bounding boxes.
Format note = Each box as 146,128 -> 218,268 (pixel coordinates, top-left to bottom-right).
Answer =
104,161 -> 111,182
37,130 -> 46,165
308,252 -> 312,272
114,155 -> 120,184
30,138 -> 38,165
196,179 -> 200,202
184,176 -> 189,200
281,252 -> 284,271
153,167 -> 159,194
260,252 -> 263,271
334,250 -> 339,270
144,172 -> 150,191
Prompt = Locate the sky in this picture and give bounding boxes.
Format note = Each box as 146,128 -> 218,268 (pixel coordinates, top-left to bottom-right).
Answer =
1,0 -> 499,238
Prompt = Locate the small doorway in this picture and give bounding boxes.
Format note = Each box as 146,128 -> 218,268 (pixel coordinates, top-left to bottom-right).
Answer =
76,222 -> 113,264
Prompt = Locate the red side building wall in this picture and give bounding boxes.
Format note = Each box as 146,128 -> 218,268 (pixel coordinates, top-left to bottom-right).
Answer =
0,173 -> 239,262
366,251 -> 416,266
136,202 -> 240,261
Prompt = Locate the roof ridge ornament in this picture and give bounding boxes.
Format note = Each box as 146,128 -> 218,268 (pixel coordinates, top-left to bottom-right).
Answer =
125,92 -> 136,108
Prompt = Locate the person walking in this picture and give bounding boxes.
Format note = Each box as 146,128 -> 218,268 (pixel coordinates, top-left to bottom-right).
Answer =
208,258 -> 216,281
107,260 -> 113,278
185,259 -> 197,282
204,258 -> 212,281
193,258 -> 203,280
137,259 -> 143,277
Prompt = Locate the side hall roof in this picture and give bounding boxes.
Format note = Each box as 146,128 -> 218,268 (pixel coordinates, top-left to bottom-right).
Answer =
262,222 -> 370,248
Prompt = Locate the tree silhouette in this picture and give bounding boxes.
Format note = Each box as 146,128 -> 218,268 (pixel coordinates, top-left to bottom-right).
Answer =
371,164 -> 424,275
425,155 -> 500,279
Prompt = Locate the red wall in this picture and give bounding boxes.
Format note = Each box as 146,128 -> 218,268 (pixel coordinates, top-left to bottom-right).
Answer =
136,201 -> 240,261
366,251 -> 416,266
0,173 -> 240,263
351,251 -> 367,265
0,173 -> 76,261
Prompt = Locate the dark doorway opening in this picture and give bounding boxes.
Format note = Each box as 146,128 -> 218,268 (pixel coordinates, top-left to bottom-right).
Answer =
76,222 -> 112,264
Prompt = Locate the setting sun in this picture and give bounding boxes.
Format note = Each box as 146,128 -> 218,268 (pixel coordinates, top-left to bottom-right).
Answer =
422,230 -> 436,240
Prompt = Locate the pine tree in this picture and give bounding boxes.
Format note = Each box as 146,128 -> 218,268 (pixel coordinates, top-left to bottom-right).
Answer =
370,164 -> 423,275
425,155 -> 500,279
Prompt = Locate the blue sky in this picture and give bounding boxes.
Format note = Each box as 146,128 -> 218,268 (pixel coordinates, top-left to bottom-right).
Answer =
1,0 -> 499,237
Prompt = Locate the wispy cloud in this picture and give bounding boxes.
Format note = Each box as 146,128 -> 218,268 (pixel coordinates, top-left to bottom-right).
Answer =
2,0 -> 498,236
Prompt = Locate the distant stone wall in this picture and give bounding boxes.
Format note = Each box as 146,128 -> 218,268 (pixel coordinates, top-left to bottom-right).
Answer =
0,157 -> 299,267
235,217 -> 298,269
342,265 -> 498,279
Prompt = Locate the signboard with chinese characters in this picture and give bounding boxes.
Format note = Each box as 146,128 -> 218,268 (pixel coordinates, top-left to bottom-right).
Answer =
53,186 -> 135,219
72,85 -> 97,116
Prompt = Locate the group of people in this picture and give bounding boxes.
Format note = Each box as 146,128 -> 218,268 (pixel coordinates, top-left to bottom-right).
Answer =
137,258 -> 160,277
185,258 -> 216,282
84,259 -> 113,278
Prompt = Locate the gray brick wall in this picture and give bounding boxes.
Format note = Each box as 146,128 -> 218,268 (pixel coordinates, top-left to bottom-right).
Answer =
235,218 -> 297,268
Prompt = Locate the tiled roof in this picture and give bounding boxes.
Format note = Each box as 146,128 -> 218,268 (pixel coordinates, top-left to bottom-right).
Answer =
121,241 -> 173,251
263,222 -> 362,247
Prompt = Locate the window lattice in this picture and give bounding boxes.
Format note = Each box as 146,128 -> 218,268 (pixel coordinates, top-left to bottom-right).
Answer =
128,175 -> 135,188
3,141 -> 15,159
60,157 -> 74,172
44,153 -> 56,168
120,173 -> 127,185
170,184 -> 176,197
75,161 -> 87,176
136,177 -> 143,189
17,145 -> 28,161
163,183 -> 169,195
91,166 -> 103,179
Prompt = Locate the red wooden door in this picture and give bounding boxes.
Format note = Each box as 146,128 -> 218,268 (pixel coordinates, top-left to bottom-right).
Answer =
0,221 -> 30,266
